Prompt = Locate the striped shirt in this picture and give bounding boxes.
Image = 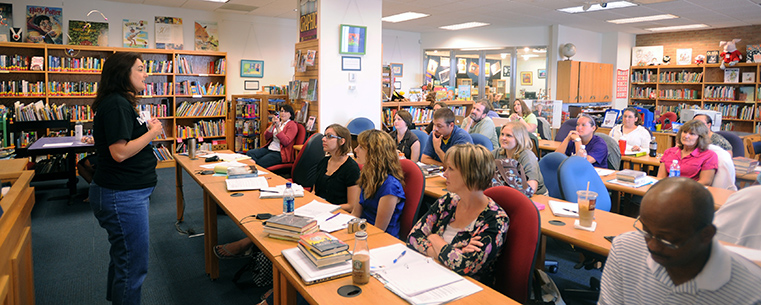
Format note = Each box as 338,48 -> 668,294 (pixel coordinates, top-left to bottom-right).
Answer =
599,231 -> 761,305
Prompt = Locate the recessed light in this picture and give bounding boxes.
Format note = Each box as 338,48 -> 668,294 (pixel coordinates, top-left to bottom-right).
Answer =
558,1 -> 637,14
607,14 -> 678,24
439,22 -> 489,31
382,12 -> 429,23
204,0 -> 229,3
645,24 -> 709,32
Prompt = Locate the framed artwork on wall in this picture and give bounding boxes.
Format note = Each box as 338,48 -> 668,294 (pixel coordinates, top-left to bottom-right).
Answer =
244,80 -> 259,90
341,56 -> 361,71
538,69 -> 546,79
520,71 -> 532,86
339,24 -> 366,55
390,63 -> 403,77
676,48 -> 692,65
631,46 -> 663,66
241,60 -> 263,78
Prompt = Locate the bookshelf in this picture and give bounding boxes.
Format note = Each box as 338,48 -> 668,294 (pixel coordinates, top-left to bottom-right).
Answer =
381,100 -> 474,132
230,94 -> 290,154
629,63 -> 760,133
0,42 -> 228,168
292,39 -> 319,131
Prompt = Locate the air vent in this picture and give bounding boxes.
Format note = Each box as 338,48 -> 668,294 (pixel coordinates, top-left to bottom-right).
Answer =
216,3 -> 258,13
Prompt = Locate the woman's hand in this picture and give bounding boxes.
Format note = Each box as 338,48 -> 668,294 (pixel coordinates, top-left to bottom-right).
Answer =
147,118 -> 163,137
632,145 -> 641,151
459,236 -> 483,253
81,136 -> 94,144
567,130 -> 581,142
509,113 -> 521,121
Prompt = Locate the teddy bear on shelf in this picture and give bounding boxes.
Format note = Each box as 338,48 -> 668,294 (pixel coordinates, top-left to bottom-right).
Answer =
720,39 -> 742,69
695,54 -> 705,65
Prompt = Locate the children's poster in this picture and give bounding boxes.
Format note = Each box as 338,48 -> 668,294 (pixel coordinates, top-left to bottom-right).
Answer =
68,20 -> 108,46
123,19 -> 148,48
155,16 -> 183,50
0,3 -> 12,42
26,5 -> 63,44
194,21 -> 218,51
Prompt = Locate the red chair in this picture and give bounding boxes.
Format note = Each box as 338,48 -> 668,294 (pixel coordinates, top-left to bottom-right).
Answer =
398,159 -> 425,239
266,123 -> 306,174
483,186 -> 541,303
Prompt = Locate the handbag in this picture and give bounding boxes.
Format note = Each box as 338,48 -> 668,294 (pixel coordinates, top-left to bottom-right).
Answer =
491,158 -> 535,197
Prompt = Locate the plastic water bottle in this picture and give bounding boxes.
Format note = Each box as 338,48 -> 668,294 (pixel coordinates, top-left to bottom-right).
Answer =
283,182 -> 295,214
649,136 -> 657,157
578,144 -> 587,158
669,160 -> 680,177
74,121 -> 83,140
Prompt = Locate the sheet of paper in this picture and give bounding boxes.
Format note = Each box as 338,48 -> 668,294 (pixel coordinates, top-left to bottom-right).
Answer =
595,168 -> 615,176
547,200 -> 579,218
295,200 -> 340,218
42,142 -> 74,147
385,276 -> 482,305
198,152 -> 251,162
198,161 -> 248,169
317,213 -> 355,233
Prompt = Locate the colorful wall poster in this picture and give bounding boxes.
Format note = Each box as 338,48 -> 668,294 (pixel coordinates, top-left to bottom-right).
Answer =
339,24 -> 366,55
26,5 -> 62,44
155,16 -> 183,50
123,19 -> 148,48
68,20 -> 108,46
0,3 -> 12,42
194,21 -> 218,51
299,0 -> 317,42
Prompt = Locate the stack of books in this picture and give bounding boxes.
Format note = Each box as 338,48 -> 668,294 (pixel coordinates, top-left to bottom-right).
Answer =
733,157 -> 760,174
296,232 -> 351,268
417,162 -> 443,178
616,169 -> 647,184
263,214 -> 318,241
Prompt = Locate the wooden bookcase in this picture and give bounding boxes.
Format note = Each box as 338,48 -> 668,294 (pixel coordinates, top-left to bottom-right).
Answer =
293,39 -> 319,132
0,42 -> 228,168
629,63 -> 761,133
381,100 -> 474,132
230,94 -> 290,154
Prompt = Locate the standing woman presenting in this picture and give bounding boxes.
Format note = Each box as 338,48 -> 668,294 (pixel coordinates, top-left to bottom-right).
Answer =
90,52 -> 164,305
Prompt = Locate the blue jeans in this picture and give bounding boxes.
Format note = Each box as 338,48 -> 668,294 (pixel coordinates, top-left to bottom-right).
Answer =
90,183 -> 154,305
246,147 -> 282,168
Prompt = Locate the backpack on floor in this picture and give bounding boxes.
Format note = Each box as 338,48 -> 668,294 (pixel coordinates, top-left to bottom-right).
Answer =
233,251 -> 273,288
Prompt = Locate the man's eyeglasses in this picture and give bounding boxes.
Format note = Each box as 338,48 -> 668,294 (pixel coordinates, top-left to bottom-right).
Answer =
632,216 -> 699,250
325,134 -> 343,140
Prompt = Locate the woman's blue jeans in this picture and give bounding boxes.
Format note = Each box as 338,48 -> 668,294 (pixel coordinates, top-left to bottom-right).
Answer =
90,183 -> 154,305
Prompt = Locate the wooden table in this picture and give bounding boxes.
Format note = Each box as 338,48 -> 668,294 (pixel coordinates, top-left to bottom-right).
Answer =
537,139 -> 561,152
620,155 -> 660,171
272,232 -> 520,305
0,159 -> 29,173
736,171 -> 759,188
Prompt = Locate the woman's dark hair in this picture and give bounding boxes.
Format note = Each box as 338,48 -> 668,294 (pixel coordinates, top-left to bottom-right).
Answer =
395,110 -> 414,128
279,103 -> 295,120
93,52 -> 142,111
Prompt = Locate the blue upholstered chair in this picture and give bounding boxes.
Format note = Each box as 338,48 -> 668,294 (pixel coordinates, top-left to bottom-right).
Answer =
346,117 -> 375,135
554,118 -> 577,142
470,133 -> 494,151
558,156 -> 612,212
715,130 -> 745,157
538,152 -> 567,199
410,129 -> 428,160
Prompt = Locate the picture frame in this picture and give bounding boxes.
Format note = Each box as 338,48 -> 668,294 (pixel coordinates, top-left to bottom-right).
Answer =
390,63 -> 403,77
244,80 -> 259,90
502,66 -> 510,77
676,48 -> 692,65
538,69 -> 546,79
339,24 -> 366,55
742,72 -> 755,83
520,71 -> 532,86
341,56 -> 361,71
631,46 -> 664,66
240,60 -> 263,78
394,81 -> 401,90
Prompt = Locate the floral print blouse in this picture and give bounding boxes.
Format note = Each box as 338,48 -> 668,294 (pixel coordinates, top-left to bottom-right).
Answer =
406,193 -> 509,286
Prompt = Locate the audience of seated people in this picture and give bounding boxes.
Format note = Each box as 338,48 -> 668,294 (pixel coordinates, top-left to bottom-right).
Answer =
493,121 -> 547,195
609,107 -> 651,154
421,107 -> 473,166
388,110 -> 420,163
407,144 -> 509,286
555,113 -> 609,168
246,104 -> 299,168
460,99 -> 499,148
657,119 -> 717,186
693,114 -> 733,156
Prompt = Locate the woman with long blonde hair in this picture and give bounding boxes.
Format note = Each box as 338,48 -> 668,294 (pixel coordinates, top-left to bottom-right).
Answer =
352,129 -> 406,238
493,121 -> 547,195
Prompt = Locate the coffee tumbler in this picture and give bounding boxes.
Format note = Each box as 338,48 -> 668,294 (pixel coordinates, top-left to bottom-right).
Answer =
188,138 -> 197,160
576,190 -> 597,228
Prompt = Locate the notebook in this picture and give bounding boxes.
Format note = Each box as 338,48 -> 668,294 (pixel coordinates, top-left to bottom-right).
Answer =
281,247 -> 352,285
225,176 -> 268,191
547,200 -> 579,218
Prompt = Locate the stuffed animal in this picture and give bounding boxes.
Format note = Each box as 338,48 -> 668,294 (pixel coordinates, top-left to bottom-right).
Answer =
695,54 -> 705,65
720,39 -> 742,69
662,55 -> 671,65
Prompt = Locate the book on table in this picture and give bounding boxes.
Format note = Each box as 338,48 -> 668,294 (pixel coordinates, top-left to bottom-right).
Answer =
263,214 -> 319,240
298,232 -> 349,256
296,243 -> 351,268
616,169 -> 646,183
263,225 -> 319,241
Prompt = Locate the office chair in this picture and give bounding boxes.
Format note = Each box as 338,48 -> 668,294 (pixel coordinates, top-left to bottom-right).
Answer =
398,159 -> 425,239
538,152 -> 568,199
470,133 -> 494,151
715,131 -> 745,157
266,123 -> 306,175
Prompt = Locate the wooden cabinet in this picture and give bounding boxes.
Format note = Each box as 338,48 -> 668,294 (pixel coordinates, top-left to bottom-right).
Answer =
557,60 -> 613,103
0,169 -> 36,305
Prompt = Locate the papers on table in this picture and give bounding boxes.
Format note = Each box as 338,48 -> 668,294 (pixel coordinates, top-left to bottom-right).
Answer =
225,176 -> 268,191
294,200 -> 356,232
594,168 -> 616,176
42,142 -> 73,147
547,200 -> 579,218
198,152 -> 251,162
282,247 -> 351,285
259,184 -> 305,199
370,244 -> 481,304
199,161 -> 248,169
606,176 -> 658,188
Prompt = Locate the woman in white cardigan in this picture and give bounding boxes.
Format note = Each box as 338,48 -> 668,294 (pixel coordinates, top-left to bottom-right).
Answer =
609,107 -> 651,154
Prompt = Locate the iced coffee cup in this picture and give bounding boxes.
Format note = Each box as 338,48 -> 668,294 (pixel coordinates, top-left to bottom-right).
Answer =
576,190 -> 597,228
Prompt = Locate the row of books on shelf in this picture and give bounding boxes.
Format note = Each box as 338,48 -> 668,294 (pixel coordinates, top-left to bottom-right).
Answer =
47,81 -> 99,96
234,136 -> 259,153
48,56 -> 105,72
70,104 -> 93,121
631,87 -> 656,99
175,56 -> 226,75
631,70 -> 655,83
141,82 -> 173,96
659,71 -> 703,83
152,145 -> 174,161
0,54 -> 37,71
144,60 -> 172,74
659,88 -> 700,100
234,119 -> 259,136
0,80 -> 45,96
704,86 -> 738,101
235,98 -> 259,118
137,103 -> 169,118
14,101 -> 69,121
175,119 -> 226,139
175,81 -> 225,96
175,99 -> 227,117
702,104 -> 756,120
289,79 -> 318,101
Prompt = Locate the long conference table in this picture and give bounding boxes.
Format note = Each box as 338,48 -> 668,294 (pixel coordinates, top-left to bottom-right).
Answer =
173,152 -> 518,305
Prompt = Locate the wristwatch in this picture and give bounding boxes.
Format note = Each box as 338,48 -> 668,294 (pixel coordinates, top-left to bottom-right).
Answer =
574,137 -> 581,142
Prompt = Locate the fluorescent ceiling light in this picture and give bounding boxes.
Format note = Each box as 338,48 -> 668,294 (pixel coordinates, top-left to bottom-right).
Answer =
382,12 -> 429,23
558,1 -> 638,14
607,14 -> 678,24
645,24 -> 709,32
204,0 -> 229,3
440,22 -> 489,31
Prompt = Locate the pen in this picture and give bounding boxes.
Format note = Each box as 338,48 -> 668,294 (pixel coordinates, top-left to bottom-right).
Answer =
325,213 -> 340,222
259,189 -> 279,193
563,208 -> 578,214
392,250 -> 406,264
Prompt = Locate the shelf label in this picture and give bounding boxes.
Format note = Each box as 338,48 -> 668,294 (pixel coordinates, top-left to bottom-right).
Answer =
199,73 -> 209,77
192,95 -> 202,98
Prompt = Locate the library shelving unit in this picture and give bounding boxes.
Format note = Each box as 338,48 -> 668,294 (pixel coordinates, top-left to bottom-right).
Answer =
381,100 -> 474,132
629,62 -> 761,133
0,42 -> 228,168
230,94 -> 289,154
292,39 -> 319,132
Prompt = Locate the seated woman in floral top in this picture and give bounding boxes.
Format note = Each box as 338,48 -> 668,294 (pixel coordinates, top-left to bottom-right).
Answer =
406,144 -> 509,286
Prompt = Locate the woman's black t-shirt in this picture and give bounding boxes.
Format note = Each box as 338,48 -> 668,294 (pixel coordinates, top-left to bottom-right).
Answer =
313,156 -> 360,205
92,93 -> 157,190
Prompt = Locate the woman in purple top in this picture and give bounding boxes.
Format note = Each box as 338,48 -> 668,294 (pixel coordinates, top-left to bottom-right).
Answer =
351,129 -> 406,238
555,114 -> 608,168
657,119 -> 718,186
